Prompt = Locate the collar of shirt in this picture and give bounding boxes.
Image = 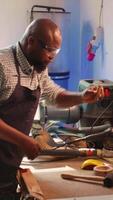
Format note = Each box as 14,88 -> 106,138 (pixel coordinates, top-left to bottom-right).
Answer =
15,42 -> 33,75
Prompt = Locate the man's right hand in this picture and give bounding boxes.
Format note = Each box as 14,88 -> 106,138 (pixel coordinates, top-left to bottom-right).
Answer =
22,137 -> 41,160
0,119 -> 40,160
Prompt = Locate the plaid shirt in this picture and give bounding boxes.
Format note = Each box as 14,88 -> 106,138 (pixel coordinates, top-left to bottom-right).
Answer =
0,42 -> 65,105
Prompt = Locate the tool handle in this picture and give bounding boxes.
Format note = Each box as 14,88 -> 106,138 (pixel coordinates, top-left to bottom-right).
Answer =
61,173 -> 104,182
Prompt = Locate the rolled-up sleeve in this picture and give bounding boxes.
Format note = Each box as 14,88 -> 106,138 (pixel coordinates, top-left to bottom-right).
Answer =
41,69 -> 65,105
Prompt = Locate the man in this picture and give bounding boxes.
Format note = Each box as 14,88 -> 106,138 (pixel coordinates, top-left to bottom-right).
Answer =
0,18 -> 103,199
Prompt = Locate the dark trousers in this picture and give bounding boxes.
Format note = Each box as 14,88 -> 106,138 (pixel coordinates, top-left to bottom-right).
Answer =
0,193 -> 20,200
0,163 -> 20,200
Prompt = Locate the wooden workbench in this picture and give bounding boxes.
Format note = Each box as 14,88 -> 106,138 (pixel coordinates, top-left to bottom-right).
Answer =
21,156 -> 113,199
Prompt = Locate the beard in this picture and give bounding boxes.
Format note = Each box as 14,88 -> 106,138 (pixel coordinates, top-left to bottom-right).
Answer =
34,63 -> 47,73
28,56 -> 48,73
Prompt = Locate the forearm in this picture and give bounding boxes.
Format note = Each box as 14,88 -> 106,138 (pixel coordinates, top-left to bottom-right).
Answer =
55,91 -> 83,108
55,85 -> 104,108
0,119 -> 40,160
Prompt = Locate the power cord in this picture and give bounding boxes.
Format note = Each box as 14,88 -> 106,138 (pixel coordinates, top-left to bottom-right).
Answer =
90,99 -> 113,133
54,99 -> 113,148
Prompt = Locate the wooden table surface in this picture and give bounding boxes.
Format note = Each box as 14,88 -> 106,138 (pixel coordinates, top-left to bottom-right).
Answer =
21,155 -> 113,199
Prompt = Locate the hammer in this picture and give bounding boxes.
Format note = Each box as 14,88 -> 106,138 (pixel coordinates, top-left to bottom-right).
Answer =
61,172 -> 113,188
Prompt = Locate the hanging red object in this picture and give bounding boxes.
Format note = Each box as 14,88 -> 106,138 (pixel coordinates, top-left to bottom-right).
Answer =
86,27 -> 103,62
87,52 -> 95,61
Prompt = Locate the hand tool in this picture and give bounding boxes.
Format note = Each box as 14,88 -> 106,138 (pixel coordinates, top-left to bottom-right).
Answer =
61,172 -> 113,188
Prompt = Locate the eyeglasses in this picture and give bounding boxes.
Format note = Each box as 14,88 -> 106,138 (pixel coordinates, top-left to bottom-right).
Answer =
38,39 -> 61,55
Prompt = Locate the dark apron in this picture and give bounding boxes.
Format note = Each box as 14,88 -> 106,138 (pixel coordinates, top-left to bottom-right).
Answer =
0,47 -> 40,196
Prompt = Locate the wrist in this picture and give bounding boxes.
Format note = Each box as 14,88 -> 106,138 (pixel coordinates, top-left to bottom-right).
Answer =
80,92 -> 84,103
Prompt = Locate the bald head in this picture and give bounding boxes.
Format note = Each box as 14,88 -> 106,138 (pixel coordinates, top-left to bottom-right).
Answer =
21,18 -> 62,46
20,18 -> 62,72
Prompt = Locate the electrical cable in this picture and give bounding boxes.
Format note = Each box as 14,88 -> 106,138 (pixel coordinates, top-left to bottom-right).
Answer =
54,127 -> 112,149
54,98 -> 113,149
58,123 -> 111,134
99,0 -> 103,27
90,99 -> 113,134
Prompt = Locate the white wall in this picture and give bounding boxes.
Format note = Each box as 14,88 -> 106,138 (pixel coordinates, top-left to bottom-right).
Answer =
80,0 -> 113,82
0,0 -> 67,47
0,0 -> 80,90
1,0 -> 113,90
64,0 -> 80,90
